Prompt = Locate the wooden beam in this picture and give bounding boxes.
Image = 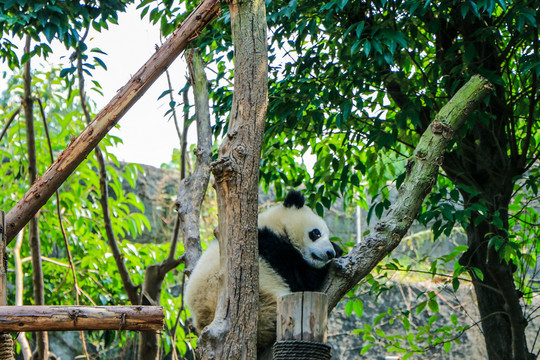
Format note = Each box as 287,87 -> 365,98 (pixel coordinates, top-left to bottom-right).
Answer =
0,306 -> 164,332
5,0 -> 220,244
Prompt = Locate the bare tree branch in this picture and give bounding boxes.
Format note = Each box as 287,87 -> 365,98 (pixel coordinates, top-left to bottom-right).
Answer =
22,34 -> 49,360
323,75 -> 494,310
13,230 -> 32,360
36,96 -> 90,360
0,106 -> 20,143
181,88 -> 190,179
176,48 -> 212,275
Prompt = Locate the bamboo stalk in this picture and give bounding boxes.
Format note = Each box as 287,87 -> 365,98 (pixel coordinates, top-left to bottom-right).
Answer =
0,306 -> 164,332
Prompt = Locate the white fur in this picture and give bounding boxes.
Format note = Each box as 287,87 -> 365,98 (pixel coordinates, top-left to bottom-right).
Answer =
258,203 -> 335,268
184,241 -> 290,350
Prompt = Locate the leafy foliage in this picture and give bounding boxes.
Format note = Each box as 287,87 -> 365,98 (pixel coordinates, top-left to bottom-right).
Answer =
1,0 -> 537,357
152,0 -> 539,357
0,67 -> 196,357
0,0 -> 131,68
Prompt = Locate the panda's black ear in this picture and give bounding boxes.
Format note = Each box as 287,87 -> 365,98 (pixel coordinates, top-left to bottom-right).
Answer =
283,190 -> 305,209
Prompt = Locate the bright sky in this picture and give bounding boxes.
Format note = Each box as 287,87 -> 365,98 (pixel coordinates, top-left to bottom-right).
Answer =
2,6 -> 313,170
89,5 -> 190,168
1,4 -> 189,168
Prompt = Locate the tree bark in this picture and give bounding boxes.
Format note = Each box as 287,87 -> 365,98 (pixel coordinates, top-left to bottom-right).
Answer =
5,0 -> 220,245
177,48 -> 213,275
462,204 -> 531,360
22,35 -> 49,360
323,75 -> 494,310
198,0 -> 268,358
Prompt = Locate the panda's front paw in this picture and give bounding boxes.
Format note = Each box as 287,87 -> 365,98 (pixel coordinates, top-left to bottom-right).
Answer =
330,256 -> 352,276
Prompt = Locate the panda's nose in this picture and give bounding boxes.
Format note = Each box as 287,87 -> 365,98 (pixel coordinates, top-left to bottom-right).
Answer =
326,249 -> 336,260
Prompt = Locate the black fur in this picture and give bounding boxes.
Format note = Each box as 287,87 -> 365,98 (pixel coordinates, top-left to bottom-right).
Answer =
258,227 -> 336,292
332,241 -> 344,257
283,190 -> 305,209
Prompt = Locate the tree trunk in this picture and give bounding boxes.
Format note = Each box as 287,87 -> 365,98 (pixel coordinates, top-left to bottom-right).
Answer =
198,0 -> 268,358
435,11 -> 535,359
22,36 -> 49,360
460,192 -> 533,360
441,73 -> 534,360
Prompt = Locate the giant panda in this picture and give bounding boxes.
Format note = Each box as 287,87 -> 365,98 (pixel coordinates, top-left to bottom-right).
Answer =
184,190 -> 343,351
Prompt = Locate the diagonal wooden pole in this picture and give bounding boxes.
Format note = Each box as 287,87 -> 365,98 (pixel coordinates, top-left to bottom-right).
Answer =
5,0 -> 220,245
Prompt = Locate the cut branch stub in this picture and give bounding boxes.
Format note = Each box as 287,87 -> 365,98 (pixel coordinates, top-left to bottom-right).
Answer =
210,156 -> 235,183
5,0 -> 220,244
324,75 -> 494,311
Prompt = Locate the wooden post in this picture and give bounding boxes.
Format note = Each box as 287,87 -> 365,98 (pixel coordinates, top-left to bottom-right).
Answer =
276,292 -> 328,343
266,292 -> 331,360
0,211 -> 14,360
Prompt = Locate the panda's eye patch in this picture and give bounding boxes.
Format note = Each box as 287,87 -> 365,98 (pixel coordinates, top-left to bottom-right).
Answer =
309,228 -> 322,241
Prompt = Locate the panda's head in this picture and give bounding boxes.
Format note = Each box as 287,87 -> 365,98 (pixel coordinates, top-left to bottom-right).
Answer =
258,190 -> 341,269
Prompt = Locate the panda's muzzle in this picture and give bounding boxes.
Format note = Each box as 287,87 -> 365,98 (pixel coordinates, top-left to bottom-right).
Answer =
311,249 -> 336,263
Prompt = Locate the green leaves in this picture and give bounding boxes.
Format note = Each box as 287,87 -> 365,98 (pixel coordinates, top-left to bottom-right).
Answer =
0,67 -> 171,356
0,0 -> 130,57
43,23 -> 56,43
345,298 -> 365,319
349,280 -> 466,358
